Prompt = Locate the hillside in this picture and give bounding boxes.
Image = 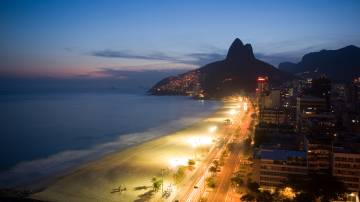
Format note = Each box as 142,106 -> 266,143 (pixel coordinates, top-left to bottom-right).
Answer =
149,38 -> 293,98
279,45 -> 360,82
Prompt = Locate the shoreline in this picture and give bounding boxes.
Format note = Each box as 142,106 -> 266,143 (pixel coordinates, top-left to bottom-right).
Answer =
31,100 -> 235,202
26,103 -> 220,192
0,95 -> 220,190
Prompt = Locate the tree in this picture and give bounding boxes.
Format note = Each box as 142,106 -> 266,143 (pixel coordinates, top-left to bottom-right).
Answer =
209,166 -> 217,176
227,142 -> 236,151
284,171 -> 347,202
231,173 -> 244,188
241,193 -> 255,202
151,177 -> 162,192
294,192 -> 314,202
188,159 -> 195,166
173,166 -> 186,184
198,197 -> 207,202
247,181 -> 260,193
212,160 -> 219,168
256,190 -> 274,202
206,177 -> 216,188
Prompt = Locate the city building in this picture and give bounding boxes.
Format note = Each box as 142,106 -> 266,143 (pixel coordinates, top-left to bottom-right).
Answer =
299,112 -> 336,134
346,77 -> 360,113
257,76 -> 269,94
296,95 -> 327,116
296,95 -> 328,131
256,76 -> 269,114
332,146 -> 360,193
306,135 -> 332,171
264,89 -> 281,109
259,108 -> 287,125
255,122 -> 295,135
253,134 -> 307,189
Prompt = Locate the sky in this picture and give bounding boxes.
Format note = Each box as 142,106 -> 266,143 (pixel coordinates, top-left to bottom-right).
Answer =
1,0 -> 360,80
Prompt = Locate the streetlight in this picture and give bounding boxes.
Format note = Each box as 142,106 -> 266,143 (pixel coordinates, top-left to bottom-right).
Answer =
242,102 -> 248,111
281,187 -> 296,199
169,157 -> 188,168
228,109 -> 237,116
161,168 -> 165,195
187,136 -> 213,160
208,125 -> 217,133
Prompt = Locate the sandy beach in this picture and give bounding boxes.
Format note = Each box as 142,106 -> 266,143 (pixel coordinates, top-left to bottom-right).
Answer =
32,101 -> 238,202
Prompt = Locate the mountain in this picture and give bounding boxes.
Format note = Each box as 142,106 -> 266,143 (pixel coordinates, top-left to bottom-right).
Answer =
149,38 -> 293,98
279,45 -> 360,82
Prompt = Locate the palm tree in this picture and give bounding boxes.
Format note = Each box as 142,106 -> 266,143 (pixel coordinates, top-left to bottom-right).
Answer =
151,177 -> 162,192
209,166 -> 217,176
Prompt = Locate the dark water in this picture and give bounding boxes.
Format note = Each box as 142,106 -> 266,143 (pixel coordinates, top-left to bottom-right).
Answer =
0,93 -> 219,187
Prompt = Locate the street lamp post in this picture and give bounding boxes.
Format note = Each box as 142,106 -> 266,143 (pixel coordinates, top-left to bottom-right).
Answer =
161,168 -> 166,196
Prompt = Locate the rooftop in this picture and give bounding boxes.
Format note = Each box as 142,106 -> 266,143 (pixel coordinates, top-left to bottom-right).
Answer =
259,149 -> 306,161
259,134 -> 305,151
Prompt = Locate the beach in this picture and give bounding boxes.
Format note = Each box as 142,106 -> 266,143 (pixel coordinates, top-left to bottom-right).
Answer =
32,100 -> 237,202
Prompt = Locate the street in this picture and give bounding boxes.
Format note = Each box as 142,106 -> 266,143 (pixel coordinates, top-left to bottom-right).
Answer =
177,97 -> 254,202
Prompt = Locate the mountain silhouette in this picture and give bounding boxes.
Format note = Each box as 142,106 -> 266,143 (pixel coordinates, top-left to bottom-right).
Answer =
279,45 -> 360,82
149,38 -> 293,98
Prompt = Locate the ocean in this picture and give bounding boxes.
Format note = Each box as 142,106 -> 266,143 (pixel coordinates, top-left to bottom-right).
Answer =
0,92 -> 220,187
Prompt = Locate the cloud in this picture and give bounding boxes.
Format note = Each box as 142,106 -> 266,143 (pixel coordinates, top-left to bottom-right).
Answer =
186,52 -> 225,65
91,50 -> 179,62
89,68 -> 188,79
90,46 -> 321,68
90,49 -> 226,66
0,68 -> 192,94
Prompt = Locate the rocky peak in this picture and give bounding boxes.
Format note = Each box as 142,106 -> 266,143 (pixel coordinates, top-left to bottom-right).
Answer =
226,38 -> 255,62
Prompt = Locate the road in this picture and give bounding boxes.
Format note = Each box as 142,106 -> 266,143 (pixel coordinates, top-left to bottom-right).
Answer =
176,98 -> 253,202
176,117 -> 235,202
208,105 -> 253,202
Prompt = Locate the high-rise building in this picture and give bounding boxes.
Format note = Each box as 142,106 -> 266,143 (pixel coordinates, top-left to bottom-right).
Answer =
306,135 -> 332,171
257,76 -> 269,120
332,146 -> 360,193
257,76 -> 269,94
264,89 -> 281,109
296,95 -> 328,132
259,108 -> 287,125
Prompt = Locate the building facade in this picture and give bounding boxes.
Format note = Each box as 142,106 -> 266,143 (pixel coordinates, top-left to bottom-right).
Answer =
332,148 -> 360,193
